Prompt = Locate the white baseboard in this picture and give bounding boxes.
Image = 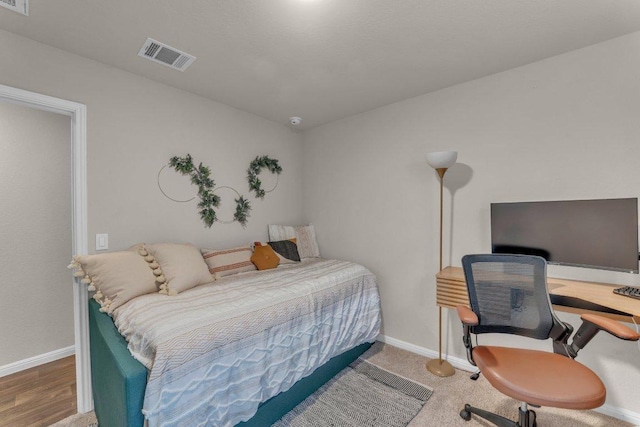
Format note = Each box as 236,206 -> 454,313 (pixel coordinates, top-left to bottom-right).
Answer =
0,346 -> 75,378
595,404 -> 640,425
376,334 -> 640,425
377,334 -> 476,372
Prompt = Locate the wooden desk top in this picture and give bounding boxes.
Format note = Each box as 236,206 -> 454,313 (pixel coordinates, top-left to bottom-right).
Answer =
437,266 -> 640,323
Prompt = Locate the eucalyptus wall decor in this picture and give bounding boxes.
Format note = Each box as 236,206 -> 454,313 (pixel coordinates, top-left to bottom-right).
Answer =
163,154 -> 252,228
168,155 -> 220,227
234,194 -> 252,225
209,186 -> 252,227
247,156 -> 282,199
160,153 -> 282,228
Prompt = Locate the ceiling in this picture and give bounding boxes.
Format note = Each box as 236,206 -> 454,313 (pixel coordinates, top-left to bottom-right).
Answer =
2,1 -> 640,130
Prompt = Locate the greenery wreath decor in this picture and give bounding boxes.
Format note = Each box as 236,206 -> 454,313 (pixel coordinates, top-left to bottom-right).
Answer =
234,195 -> 251,226
167,154 -> 252,228
169,154 -> 220,227
209,186 -> 252,228
157,165 -> 196,203
247,155 -> 282,199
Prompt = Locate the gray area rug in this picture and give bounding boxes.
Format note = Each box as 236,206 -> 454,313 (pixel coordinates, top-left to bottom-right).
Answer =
50,357 -> 432,427
273,359 -> 433,427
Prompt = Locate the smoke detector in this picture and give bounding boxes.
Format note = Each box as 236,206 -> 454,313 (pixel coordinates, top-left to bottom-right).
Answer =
137,38 -> 196,72
289,117 -> 302,126
0,0 -> 28,15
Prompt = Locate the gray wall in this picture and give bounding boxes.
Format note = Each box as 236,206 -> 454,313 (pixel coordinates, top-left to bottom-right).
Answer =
0,28 -> 304,252
0,101 -> 73,365
302,31 -> 640,414
0,29 -> 304,367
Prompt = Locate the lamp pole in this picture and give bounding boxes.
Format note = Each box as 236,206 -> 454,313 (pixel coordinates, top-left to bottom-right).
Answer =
436,168 -> 446,272
425,151 -> 457,378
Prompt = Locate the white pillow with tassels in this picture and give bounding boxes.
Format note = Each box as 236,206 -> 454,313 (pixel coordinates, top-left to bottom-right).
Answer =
68,248 -> 164,314
145,242 -> 213,294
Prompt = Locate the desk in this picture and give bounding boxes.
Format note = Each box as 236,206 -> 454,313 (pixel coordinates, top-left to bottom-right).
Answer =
437,266 -> 640,324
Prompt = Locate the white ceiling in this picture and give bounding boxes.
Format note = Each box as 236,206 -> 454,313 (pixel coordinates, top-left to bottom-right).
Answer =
2,1 -> 640,130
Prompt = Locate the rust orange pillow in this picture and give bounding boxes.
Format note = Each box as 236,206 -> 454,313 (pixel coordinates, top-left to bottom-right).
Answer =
251,243 -> 280,270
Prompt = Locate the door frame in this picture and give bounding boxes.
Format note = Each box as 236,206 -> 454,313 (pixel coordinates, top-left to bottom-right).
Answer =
0,84 -> 90,412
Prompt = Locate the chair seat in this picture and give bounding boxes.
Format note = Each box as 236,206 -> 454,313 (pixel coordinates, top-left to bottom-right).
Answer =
473,346 -> 606,410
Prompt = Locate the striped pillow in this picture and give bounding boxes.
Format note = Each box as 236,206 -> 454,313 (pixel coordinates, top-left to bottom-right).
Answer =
201,246 -> 257,279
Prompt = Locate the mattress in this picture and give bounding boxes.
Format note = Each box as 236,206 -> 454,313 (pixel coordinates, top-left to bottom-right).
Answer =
112,258 -> 381,427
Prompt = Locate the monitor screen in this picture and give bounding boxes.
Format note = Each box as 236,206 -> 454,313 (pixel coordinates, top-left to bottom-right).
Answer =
491,198 -> 639,273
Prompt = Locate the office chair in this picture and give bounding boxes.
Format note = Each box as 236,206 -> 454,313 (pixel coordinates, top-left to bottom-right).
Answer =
457,254 -> 640,427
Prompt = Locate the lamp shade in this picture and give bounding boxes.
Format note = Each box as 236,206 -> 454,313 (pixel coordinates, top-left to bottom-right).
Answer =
425,151 -> 457,170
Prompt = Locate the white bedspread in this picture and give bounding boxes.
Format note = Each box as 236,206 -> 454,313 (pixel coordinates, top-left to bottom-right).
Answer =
113,259 -> 381,427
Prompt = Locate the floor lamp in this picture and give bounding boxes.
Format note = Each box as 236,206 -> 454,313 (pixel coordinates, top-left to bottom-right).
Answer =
425,150 -> 457,377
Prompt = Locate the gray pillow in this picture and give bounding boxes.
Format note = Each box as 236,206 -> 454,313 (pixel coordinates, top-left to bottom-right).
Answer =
268,239 -> 301,262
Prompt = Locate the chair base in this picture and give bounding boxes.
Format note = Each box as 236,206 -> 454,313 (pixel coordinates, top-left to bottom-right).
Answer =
460,403 -> 537,427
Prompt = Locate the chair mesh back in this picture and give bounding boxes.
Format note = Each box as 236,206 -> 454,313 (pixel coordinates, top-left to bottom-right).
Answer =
462,254 -> 556,339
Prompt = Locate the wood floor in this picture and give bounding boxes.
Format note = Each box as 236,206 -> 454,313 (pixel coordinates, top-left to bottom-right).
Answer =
0,356 -> 77,427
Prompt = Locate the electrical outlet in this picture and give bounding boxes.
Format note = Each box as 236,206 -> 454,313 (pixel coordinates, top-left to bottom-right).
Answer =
96,234 -> 109,251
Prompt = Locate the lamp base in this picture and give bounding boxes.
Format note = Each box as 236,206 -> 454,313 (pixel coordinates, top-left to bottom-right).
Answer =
426,358 -> 455,377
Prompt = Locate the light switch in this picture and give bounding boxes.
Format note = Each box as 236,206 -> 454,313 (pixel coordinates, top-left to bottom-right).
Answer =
96,233 -> 109,251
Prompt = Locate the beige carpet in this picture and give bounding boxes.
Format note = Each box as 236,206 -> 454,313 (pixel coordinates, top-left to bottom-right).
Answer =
51,342 -> 633,427
364,342 -> 633,427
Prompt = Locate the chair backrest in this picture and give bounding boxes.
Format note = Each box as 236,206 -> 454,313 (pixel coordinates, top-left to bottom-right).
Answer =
461,254 -> 565,340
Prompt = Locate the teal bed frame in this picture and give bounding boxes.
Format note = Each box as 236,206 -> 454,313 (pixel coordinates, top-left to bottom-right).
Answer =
88,299 -> 372,427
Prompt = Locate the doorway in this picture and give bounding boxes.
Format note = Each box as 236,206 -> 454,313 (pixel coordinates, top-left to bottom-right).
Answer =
0,101 -> 73,364
0,84 -> 89,412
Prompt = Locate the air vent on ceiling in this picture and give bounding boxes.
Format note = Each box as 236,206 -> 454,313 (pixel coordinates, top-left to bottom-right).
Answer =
0,0 -> 28,16
137,38 -> 196,72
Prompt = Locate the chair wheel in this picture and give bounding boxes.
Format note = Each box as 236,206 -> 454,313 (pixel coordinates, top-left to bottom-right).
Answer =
460,409 -> 471,421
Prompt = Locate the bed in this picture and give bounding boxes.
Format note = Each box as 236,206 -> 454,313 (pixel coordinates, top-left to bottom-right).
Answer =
88,258 -> 381,427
